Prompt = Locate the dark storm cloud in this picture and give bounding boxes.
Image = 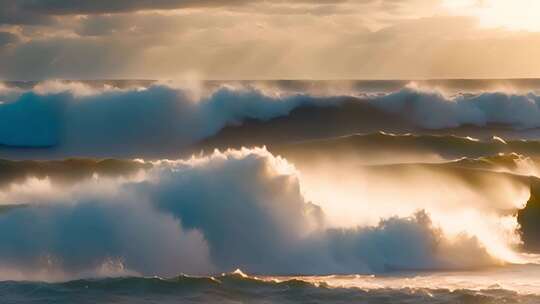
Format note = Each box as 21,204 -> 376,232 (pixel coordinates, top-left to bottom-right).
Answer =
74,13 -> 236,37
0,0 -> 54,25
0,37 -> 142,80
0,0 -> 351,24
21,0 -> 246,14
0,32 -> 19,48
0,0 -> 426,27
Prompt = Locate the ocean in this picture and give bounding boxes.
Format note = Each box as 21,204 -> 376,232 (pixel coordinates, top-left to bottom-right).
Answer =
2,79 -> 540,303
3,267 -> 540,303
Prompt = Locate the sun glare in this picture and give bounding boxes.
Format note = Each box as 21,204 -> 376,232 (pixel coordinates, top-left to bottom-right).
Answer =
444,0 -> 540,31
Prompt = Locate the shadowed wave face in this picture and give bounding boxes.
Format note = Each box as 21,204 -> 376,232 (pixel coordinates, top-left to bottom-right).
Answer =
3,80 -> 540,302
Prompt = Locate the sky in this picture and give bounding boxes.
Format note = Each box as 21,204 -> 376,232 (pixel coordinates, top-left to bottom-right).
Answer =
1,0 -> 540,80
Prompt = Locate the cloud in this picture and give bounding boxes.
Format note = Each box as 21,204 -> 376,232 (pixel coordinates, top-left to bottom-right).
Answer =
0,0 -> 54,25
0,0 -> 452,80
4,12 -> 540,80
17,0 -> 258,15
0,32 -> 18,48
3,0 -> 540,79
11,0 -> 436,17
0,0 -> 352,23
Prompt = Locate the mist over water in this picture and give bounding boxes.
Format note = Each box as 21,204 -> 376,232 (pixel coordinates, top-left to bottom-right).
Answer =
3,80 -> 540,302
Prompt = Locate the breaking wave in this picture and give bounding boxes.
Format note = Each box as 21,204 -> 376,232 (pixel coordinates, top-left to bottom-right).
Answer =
4,81 -> 540,158
376,86 -> 540,129
0,148 -> 511,281
0,83 -> 324,154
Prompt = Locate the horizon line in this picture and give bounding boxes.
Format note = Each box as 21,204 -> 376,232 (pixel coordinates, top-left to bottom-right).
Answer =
5,77 -> 540,82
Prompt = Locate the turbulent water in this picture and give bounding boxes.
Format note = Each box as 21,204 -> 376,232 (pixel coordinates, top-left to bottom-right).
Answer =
2,269 -> 540,304
3,79 -> 540,302
4,268 -> 540,303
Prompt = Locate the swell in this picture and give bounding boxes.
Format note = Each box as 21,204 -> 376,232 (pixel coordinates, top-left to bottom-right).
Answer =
3,132 -> 540,188
0,158 -> 150,188
268,132 -> 540,163
199,110 -> 540,157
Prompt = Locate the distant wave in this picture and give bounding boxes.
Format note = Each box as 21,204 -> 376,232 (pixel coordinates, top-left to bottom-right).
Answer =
0,158 -> 148,188
0,83 -> 330,156
4,81 -> 540,158
375,87 -> 540,129
3,132 -> 539,188
270,132 -> 540,164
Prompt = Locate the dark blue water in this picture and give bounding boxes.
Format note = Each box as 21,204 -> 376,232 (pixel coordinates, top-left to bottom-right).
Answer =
1,273 -> 539,304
